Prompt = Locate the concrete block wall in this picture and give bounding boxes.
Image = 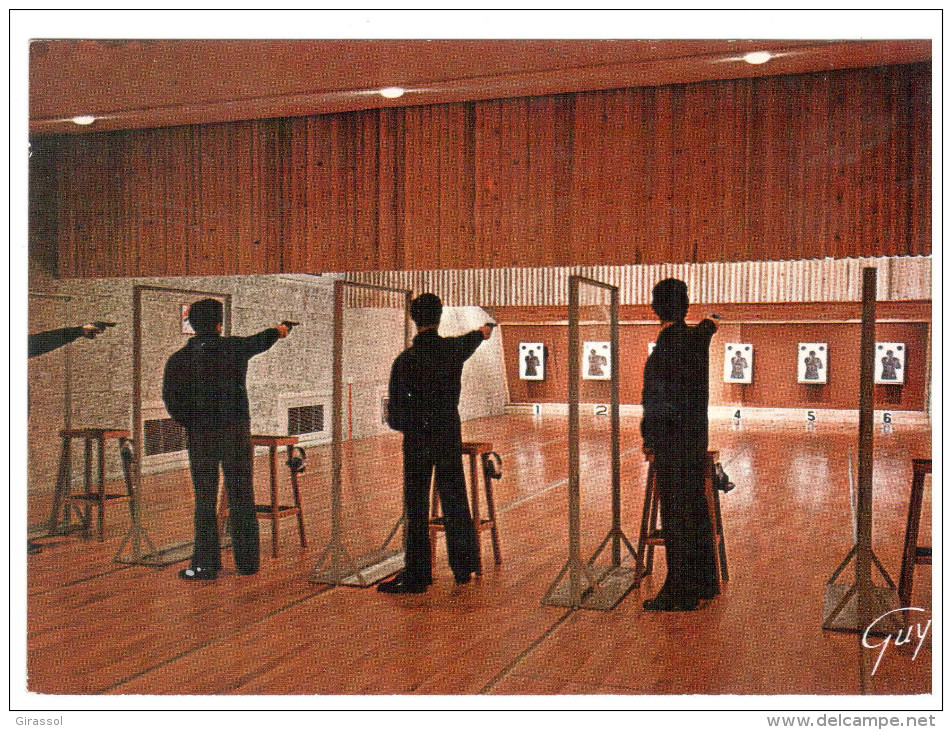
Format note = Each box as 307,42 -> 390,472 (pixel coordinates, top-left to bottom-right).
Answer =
26,275 -> 508,530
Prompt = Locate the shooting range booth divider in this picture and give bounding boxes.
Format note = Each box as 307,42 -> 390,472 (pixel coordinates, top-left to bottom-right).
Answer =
822,268 -> 901,635
116,285 -> 233,566
310,279 -> 413,587
542,275 -> 639,611
28,291 -> 74,536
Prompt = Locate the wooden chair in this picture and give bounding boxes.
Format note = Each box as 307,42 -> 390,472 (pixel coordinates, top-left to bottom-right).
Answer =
430,441 -> 502,573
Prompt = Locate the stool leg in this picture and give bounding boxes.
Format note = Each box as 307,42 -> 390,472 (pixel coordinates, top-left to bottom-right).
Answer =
48,436 -> 72,535
429,479 -> 440,567
468,453 -> 483,575
289,462 -> 308,549
703,456 -> 722,586
82,437 -> 93,537
270,446 -> 280,558
713,489 -> 729,582
646,481 -> 661,575
482,455 -> 502,565
636,461 -> 655,579
217,483 -> 229,546
97,436 -> 107,541
898,470 -> 926,607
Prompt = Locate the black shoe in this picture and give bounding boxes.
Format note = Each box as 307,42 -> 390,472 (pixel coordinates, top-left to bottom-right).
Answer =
454,572 -> 473,585
377,574 -> 427,594
178,566 -> 218,581
642,594 -> 699,612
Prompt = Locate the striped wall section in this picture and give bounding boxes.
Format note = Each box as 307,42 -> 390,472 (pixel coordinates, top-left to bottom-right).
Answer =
341,256 -> 931,308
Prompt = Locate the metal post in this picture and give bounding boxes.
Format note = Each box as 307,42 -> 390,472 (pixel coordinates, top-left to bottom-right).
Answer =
567,276 -> 581,602
823,268 -> 899,633
610,286 -> 621,566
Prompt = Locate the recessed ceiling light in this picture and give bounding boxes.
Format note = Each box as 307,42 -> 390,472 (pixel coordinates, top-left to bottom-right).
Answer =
742,51 -> 772,65
71,115 -> 97,125
379,87 -> 405,99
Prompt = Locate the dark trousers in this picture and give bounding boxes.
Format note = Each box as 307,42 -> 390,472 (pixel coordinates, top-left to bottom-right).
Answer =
186,423 -> 259,574
402,430 -> 480,584
655,439 -> 719,601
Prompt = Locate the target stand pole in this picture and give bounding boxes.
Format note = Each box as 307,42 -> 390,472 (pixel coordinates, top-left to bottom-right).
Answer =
823,268 -> 900,634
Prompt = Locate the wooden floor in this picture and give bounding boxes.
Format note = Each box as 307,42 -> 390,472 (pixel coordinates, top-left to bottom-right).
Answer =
24,413 -> 932,699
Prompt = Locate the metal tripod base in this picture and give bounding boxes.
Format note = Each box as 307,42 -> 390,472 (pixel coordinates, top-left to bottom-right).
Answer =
560,564 -> 638,611
542,560 -> 638,611
310,547 -> 405,588
823,583 -> 902,635
114,536 -> 232,567
115,540 -> 193,566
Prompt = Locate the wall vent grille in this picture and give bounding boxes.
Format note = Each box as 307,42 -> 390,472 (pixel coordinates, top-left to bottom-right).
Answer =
288,404 -> 324,436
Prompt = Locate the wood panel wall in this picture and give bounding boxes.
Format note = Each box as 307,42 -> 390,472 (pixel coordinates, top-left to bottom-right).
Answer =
30,63 -> 931,280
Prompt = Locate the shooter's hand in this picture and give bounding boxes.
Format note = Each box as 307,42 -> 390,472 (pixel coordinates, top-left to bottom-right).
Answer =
480,322 -> 496,339
82,321 -> 115,338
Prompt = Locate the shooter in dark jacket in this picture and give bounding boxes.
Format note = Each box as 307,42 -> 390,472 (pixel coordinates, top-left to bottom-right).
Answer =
163,298 -> 291,581
641,279 -> 719,611
380,293 -> 493,594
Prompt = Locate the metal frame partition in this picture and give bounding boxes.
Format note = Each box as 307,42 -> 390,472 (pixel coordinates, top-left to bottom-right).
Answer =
311,279 -> 412,587
542,276 -> 638,611
116,285 -> 232,565
28,292 -> 74,534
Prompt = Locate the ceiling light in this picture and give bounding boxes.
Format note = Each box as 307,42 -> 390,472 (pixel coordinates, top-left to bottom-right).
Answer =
71,115 -> 97,125
379,87 -> 405,99
742,51 -> 772,65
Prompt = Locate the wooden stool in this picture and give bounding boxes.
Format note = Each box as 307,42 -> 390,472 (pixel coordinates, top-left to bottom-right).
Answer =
429,441 -> 502,573
898,458 -> 932,607
251,435 -> 308,558
48,428 -> 132,541
636,449 -> 729,585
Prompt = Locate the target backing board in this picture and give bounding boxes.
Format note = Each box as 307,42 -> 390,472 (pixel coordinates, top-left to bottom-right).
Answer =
582,341 -> 611,380
519,342 -> 545,380
798,343 -> 828,384
875,342 -> 906,385
724,343 -> 753,384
